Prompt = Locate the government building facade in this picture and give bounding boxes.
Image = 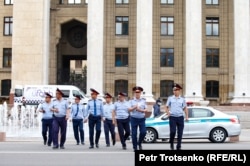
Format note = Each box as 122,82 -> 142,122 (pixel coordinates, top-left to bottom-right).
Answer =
0,0 -> 250,105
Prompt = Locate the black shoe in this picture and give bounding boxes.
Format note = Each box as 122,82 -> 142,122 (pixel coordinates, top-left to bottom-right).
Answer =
89,146 -> 94,149
139,145 -> 142,150
44,140 -> 47,145
170,144 -> 174,150
81,142 -> 85,145
52,146 -> 58,149
96,144 -> 99,148
106,144 -> 110,147
60,146 -> 65,149
122,146 -> 127,150
76,142 -> 79,145
112,140 -> 116,146
47,143 -> 51,147
176,147 -> 181,150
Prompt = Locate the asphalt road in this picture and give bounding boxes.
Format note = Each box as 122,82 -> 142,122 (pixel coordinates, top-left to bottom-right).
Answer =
0,132 -> 249,166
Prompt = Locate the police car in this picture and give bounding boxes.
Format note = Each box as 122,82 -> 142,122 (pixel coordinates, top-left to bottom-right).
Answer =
144,106 -> 241,143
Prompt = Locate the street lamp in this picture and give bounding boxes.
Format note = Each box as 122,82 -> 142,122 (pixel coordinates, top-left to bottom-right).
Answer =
242,93 -> 246,107
193,92 -> 196,105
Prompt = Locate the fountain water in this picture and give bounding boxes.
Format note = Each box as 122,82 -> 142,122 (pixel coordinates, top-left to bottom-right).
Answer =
0,102 -> 74,139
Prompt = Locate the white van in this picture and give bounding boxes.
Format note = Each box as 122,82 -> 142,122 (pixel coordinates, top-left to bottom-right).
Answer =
14,85 -> 89,106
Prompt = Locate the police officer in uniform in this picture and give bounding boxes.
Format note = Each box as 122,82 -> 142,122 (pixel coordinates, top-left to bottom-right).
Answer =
166,83 -> 188,150
103,92 -> 116,147
112,92 -> 130,150
87,88 -> 104,149
70,95 -> 87,145
51,88 -> 70,149
39,92 -> 53,146
129,86 -> 147,151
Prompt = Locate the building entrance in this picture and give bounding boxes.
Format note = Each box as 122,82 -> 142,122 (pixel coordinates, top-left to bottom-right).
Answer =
56,20 -> 87,92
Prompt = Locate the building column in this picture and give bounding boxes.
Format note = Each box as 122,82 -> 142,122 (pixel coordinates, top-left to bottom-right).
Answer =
86,0 -> 104,97
184,0 -> 204,103
231,0 -> 250,104
10,1 -> 50,95
136,0 -> 155,103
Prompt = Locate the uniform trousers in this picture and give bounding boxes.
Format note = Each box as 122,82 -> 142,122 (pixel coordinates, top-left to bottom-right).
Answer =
88,114 -> 101,146
72,119 -> 84,144
116,118 -> 130,147
52,116 -> 67,147
130,117 -> 146,150
169,116 -> 184,149
104,119 -> 115,145
41,118 -> 53,145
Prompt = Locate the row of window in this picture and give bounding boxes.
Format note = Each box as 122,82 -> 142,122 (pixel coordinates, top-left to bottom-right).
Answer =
2,16 -> 219,37
116,48 -> 219,67
115,80 -> 219,98
0,78 -> 218,97
2,0 -> 220,6
2,48 -> 218,68
116,16 -> 219,36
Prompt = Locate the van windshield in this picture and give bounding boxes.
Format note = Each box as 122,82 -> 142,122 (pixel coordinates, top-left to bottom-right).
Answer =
15,89 -> 23,97
73,90 -> 86,98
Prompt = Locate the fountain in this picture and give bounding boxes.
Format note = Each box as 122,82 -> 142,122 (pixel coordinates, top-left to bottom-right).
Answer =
0,102 -> 74,140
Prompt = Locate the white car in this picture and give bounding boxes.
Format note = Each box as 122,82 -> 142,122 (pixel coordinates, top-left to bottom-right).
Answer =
144,106 -> 241,143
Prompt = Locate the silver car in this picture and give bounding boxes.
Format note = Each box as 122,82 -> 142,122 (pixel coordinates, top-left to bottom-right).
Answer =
144,106 -> 241,143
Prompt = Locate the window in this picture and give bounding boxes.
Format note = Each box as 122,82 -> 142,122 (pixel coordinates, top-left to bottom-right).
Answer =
4,17 -> 13,36
206,48 -> 219,67
206,0 -> 219,5
115,48 -> 128,67
160,80 -> 174,97
1,79 -> 11,96
161,0 -> 174,4
4,0 -> 13,5
115,80 -> 128,96
161,17 -> 174,36
160,48 -> 174,67
3,48 -> 12,68
116,16 -> 129,35
116,0 -> 129,4
75,60 -> 82,68
61,90 -> 70,98
189,108 -> 214,118
206,17 -> 219,36
206,81 -> 219,97
68,0 -> 81,4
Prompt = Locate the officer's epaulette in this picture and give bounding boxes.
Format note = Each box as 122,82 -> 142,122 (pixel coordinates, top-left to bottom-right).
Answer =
98,99 -> 102,101
141,98 -> 146,100
52,99 -> 57,101
88,99 -> 92,101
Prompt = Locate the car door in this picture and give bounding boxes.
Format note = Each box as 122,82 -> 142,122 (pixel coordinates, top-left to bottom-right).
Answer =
186,108 -> 214,138
155,114 -> 170,138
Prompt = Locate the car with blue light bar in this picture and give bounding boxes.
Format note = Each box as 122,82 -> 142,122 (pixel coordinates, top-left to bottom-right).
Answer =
144,106 -> 241,143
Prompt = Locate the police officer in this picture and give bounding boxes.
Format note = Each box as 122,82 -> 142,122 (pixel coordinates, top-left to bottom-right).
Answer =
153,99 -> 162,117
70,95 -> 87,145
129,86 -> 147,151
51,88 -> 70,149
87,88 -> 104,149
39,92 -> 53,146
103,92 -> 116,147
166,83 -> 188,150
112,92 -> 130,150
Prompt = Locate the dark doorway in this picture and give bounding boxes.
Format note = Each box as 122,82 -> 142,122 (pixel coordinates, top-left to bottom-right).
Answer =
57,20 -> 87,92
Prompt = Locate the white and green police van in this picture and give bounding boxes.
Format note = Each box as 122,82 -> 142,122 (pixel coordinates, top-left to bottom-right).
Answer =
14,85 -> 89,106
